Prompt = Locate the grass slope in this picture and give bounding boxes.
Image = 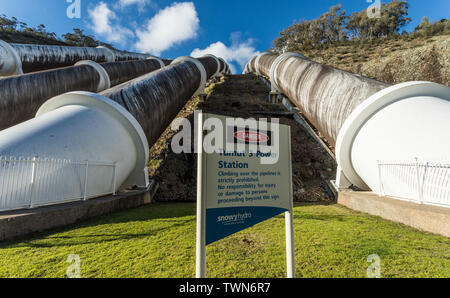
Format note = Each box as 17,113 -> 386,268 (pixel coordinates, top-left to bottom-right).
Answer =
0,203 -> 448,278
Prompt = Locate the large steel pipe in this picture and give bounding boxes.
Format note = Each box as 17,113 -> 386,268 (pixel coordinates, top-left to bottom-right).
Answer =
0,40 -> 154,76
251,52 -> 277,77
0,92 -> 150,210
101,58 -> 165,86
245,53 -> 450,197
0,58 -> 165,130
245,53 -> 388,146
102,60 -> 203,146
0,54 -> 227,210
243,55 -> 257,74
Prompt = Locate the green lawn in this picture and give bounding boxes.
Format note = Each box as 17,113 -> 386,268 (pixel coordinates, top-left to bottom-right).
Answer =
0,203 -> 448,278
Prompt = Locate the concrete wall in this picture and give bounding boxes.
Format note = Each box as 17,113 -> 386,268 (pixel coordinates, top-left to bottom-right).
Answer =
0,182 -> 158,241
338,191 -> 450,237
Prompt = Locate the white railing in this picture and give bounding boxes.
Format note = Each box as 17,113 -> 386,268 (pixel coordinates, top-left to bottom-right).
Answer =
0,156 -> 117,212
378,159 -> 450,208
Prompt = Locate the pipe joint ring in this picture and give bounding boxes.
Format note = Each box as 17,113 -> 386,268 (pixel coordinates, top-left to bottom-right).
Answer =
172,56 -> 207,96
269,52 -> 305,93
0,40 -> 23,76
202,54 -> 221,77
225,64 -> 231,75
96,46 -> 116,62
146,56 -> 165,69
218,57 -> 229,75
75,60 -> 111,92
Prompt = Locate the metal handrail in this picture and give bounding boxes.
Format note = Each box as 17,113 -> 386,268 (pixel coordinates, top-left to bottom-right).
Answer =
0,156 -> 117,212
378,158 -> 450,208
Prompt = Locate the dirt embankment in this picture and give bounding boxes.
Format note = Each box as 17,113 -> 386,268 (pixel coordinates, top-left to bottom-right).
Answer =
304,35 -> 450,86
150,74 -> 336,203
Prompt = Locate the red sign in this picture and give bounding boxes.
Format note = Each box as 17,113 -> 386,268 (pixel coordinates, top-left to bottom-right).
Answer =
234,130 -> 270,143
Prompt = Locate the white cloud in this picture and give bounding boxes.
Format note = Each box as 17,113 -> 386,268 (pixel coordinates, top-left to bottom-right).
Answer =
88,2 -> 134,44
118,0 -> 149,6
191,36 -> 260,74
116,0 -> 152,12
135,2 -> 199,55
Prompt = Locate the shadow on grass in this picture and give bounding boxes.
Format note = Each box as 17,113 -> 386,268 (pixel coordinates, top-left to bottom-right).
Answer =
293,213 -> 347,222
292,202 -> 349,222
1,203 -> 347,248
17,217 -> 196,249
0,202 -> 197,249
293,202 -> 336,207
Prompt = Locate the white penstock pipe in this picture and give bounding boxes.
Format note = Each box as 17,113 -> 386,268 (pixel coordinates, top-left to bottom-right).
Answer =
0,91 -> 150,195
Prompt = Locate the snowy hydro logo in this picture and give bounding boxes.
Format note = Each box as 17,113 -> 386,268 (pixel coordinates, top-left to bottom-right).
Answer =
217,212 -> 252,224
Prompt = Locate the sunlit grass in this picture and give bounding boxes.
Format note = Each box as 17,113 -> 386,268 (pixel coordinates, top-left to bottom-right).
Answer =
0,203 -> 448,278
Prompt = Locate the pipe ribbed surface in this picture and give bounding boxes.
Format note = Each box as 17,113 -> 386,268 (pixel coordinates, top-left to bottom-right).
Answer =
0,59 -> 165,130
0,65 -> 100,130
257,53 -> 277,78
102,59 -> 163,86
246,56 -> 257,73
113,51 -> 150,61
248,54 -> 388,146
218,59 -> 226,73
8,43 -> 151,73
101,61 -> 201,146
274,57 -> 388,146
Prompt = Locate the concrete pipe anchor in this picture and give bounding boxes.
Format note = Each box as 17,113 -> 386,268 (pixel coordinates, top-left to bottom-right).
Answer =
335,81 -> 450,193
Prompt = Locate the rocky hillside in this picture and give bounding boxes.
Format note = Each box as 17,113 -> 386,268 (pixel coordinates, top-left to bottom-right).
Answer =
302,35 -> 449,86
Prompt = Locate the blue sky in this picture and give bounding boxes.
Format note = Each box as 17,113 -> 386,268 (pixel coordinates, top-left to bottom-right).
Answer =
0,0 -> 448,73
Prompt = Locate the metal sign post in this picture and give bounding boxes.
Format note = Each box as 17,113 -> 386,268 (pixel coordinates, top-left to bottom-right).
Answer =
196,112 -> 207,278
285,132 -> 295,278
196,112 -> 295,278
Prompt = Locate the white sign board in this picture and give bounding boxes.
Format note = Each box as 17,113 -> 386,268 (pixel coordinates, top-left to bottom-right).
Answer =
196,113 -> 295,278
